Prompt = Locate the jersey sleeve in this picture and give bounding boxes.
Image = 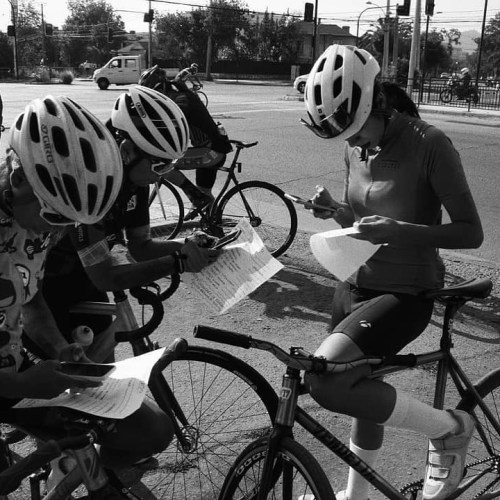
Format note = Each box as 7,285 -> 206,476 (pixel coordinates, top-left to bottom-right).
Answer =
424,127 -> 472,202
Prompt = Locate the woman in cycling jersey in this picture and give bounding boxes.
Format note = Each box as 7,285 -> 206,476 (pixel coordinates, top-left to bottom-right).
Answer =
301,45 -> 483,500
41,86 -> 219,364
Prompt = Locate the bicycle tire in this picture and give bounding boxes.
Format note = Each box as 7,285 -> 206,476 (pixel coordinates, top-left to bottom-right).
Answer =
148,180 -> 184,240
215,181 -> 298,258
196,90 -> 208,107
128,345 -> 278,500
439,89 -> 453,103
400,367 -> 500,500
219,436 -> 335,500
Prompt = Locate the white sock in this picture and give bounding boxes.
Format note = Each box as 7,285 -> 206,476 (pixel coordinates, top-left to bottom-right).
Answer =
344,440 -> 380,500
383,391 -> 460,439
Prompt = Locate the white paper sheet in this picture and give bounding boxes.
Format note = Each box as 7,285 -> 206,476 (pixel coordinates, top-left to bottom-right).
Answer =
182,219 -> 284,314
310,227 -> 381,281
14,348 -> 166,419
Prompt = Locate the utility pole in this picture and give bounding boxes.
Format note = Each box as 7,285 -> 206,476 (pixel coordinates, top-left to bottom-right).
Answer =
475,0 -> 489,88
148,0 -> 153,67
381,0 -> 391,79
8,0 -> 19,79
205,0 -> 213,80
406,0 -> 421,95
311,0 -> 319,62
41,3 -> 46,65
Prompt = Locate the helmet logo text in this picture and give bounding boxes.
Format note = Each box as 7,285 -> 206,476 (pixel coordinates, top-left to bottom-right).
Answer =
40,124 -> 54,163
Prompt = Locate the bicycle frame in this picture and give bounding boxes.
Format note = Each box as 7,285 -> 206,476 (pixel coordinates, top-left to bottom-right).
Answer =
195,278 -> 497,500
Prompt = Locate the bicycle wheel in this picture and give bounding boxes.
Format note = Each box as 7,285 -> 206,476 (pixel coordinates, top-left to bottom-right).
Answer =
455,367 -> 500,499
129,345 -> 278,500
439,89 -> 453,103
148,180 -> 184,240
215,181 -> 297,258
196,90 -> 208,107
220,436 -> 335,500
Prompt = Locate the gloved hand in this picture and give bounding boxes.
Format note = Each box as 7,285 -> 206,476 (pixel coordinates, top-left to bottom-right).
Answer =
185,231 -> 218,248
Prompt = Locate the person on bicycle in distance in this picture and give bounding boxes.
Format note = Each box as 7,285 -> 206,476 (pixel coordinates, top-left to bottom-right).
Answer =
1,95 -> 173,471
175,62 -> 202,89
301,45 -> 483,500
41,86 -> 220,363
140,65 -> 232,221
456,67 -> 472,100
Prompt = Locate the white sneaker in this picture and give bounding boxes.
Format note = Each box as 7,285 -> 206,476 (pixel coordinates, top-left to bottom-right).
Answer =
423,410 -> 475,500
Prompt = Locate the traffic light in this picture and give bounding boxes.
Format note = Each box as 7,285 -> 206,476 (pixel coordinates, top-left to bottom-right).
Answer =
7,25 -> 15,37
304,2 -> 314,22
45,23 -> 53,36
396,0 -> 411,16
425,0 -> 435,16
144,9 -> 154,22
107,28 -> 113,42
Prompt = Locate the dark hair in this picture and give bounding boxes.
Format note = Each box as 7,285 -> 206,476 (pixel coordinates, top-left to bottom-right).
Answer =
372,81 -> 420,118
379,81 -> 420,118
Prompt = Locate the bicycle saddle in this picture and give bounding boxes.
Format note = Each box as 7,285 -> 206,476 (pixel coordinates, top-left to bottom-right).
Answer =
423,277 -> 492,300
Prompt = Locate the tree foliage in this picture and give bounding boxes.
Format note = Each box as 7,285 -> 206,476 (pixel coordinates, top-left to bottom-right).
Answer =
475,12 -> 500,77
60,0 -> 124,66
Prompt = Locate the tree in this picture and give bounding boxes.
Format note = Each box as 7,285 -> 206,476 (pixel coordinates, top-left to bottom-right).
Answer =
60,0 -> 124,66
474,12 -> 500,78
14,1 -> 43,68
0,33 -> 14,70
421,29 -> 450,76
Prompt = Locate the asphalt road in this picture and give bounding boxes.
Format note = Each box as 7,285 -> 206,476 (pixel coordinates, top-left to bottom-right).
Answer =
1,79 -> 499,265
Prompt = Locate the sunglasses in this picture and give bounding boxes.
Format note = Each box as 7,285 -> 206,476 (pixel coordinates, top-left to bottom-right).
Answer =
301,105 -> 354,139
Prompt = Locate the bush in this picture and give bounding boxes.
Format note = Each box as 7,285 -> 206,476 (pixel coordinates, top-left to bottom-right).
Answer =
59,70 -> 74,84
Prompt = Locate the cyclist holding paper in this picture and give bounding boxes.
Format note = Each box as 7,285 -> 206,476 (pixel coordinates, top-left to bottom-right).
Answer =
301,45 -> 483,500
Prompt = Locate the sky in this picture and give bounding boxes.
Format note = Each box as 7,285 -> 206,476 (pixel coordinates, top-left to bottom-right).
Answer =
2,0 -> 500,38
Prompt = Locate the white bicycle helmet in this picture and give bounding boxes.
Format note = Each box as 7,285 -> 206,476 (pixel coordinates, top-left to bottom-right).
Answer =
111,85 -> 189,160
302,44 -> 380,140
9,95 -> 123,225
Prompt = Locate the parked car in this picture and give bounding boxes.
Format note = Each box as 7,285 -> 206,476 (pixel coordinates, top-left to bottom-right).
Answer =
293,74 -> 308,93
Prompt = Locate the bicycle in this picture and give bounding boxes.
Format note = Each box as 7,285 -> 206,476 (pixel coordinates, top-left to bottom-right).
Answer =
439,80 -> 480,105
190,81 -> 208,107
1,279 -> 278,499
194,276 -> 498,500
149,139 -> 298,258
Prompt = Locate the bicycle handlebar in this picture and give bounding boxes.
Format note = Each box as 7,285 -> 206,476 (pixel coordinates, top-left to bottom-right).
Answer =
114,287 -> 165,343
194,325 -> 417,373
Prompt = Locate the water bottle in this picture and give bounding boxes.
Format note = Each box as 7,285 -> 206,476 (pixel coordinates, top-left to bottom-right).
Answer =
71,325 -> 94,347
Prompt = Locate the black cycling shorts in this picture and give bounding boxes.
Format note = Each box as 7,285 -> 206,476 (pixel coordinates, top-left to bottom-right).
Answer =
329,281 -> 434,356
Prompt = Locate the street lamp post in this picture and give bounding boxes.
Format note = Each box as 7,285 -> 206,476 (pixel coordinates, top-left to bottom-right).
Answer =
356,2 -> 386,47
7,0 -> 19,79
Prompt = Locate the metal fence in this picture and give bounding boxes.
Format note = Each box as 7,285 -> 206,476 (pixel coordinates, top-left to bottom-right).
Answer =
409,78 -> 500,111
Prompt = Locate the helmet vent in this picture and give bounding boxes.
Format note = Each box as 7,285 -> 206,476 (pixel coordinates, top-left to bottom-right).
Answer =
351,82 -> 362,115
334,55 -> 343,70
80,139 -> 98,173
82,110 -> 105,140
52,127 -> 69,157
63,102 -> 84,130
15,113 -> 24,132
29,113 -> 41,143
98,177 -> 115,215
61,174 -> 80,210
354,50 -> 367,65
333,76 -> 343,98
87,183 -> 98,214
314,84 -> 323,106
35,164 -> 57,196
317,58 -> 326,73
43,98 -> 58,116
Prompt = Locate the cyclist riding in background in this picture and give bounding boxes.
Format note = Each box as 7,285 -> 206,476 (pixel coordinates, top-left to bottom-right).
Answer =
456,67 -> 472,99
175,62 -> 203,90
140,65 -> 233,220
41,86 -> 220,364
0,95 -> 172,472
301,44 -> 483,500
